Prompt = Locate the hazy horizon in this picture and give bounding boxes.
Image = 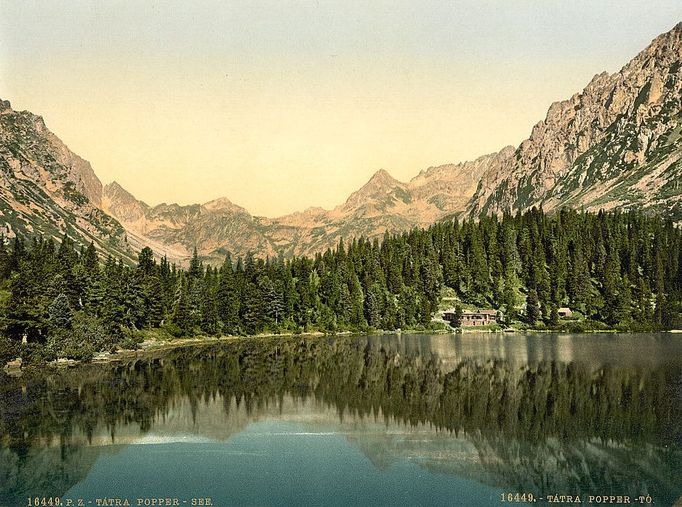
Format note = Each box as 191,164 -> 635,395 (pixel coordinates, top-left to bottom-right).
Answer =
2,1 -> 681,216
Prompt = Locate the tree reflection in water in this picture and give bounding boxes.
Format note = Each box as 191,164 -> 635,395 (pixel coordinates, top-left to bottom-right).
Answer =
0,334 -> 680,505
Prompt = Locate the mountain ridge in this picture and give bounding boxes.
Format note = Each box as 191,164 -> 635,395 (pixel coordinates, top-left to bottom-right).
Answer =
3,22 -> 682,264
101,153 -> 499,262
466,22 -> 682,219
0,99 -> 135,262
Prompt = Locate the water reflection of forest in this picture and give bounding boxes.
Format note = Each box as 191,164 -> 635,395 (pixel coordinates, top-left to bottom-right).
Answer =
1,335 -> 680,506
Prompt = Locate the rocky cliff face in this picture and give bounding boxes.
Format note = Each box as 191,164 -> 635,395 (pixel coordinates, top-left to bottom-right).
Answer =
0,98 -> 295,265
102,183 -> 274,262
273,152 -> 505,255
0,100 -> 134,261
467,22 -> 682,219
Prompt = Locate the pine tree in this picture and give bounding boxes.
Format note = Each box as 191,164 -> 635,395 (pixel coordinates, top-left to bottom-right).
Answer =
48,293 -> 73,330
547,303 -> 559,327
568,242 -> 592,314
188,247 -> 203,280
364,283 -> 383,328
99,258 -> 127,331
141,274 -> 164,328
172,276 -> 193,334
241,281 -> 263,334
451,304 -> 463,328
348,269 -> 365,327
137,247 -> 155,276
201,282 -> 219,335
217,255 -> 241,334
82,242 -> 100,276
8,236 -> 25,274
525,289 -> 540,325
602,248 -> 625,325
466,224 -> 490,299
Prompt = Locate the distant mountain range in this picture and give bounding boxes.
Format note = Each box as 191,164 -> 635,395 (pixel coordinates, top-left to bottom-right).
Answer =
100,151 -> 502,262
1,22 -> 681,264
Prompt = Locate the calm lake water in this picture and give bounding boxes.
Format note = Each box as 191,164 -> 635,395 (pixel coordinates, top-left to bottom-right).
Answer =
1,333 -> 681,507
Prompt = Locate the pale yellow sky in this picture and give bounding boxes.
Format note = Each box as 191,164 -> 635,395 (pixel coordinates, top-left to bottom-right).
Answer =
1,2 -> 681,216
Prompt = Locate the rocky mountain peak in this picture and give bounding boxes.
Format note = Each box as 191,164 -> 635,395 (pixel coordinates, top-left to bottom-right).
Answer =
622,23 -> 681,75
101,181 -> 149,227
5,24 -> 682,264
467,21 -> 682,220
496,145 -> 517,159
202,196 -> 247,214
0,98 -> 102,207
0,99 -> 132,261
339,169 -> 406,211
359,169 -> 402,194
104,181 -> 136,199
369,168 -> 396,182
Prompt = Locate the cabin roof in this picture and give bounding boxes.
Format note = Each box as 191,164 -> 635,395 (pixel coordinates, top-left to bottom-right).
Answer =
470,309 -> 497,315
443,308 -> 498,316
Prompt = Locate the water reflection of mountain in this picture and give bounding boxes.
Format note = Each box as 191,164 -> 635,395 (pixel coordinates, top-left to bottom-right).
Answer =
0,334 -> 680,506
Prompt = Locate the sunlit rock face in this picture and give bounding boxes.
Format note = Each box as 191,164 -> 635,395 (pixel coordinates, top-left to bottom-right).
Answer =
103,23 -> 682,263
467,23 -> 682,221
0,99 -> 134,262
1,95 -> 496,265
5,23 -> 682,265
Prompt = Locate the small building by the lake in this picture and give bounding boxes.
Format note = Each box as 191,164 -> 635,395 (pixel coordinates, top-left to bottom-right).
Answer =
558,307 -> 573,318
442,308 -> 499,327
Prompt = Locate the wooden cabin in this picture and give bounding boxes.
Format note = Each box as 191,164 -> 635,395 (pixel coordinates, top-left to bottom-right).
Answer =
442,308 -> 498,327
558,307 -> 573,318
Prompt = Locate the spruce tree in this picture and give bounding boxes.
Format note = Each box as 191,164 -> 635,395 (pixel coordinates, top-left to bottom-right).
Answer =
172,276 -> 193,335
451,304 -> 463,328
217,255 -> 241,334
525,289 -> 540,325
48,293 -> 73,330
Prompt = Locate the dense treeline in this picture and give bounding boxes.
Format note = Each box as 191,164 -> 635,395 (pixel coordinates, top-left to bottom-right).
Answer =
0,207 -> 681,362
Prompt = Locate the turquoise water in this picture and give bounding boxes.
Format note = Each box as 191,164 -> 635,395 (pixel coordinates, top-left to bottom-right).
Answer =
64,421 -> 502,506
1,333 -> 681,506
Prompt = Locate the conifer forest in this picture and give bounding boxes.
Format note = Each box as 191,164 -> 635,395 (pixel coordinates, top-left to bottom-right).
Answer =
1,208 -> 681,364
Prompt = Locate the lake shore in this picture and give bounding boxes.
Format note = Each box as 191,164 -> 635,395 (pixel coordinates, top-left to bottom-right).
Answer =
5,325 -> 681,372
94,327 -> 456,364
4,328 -> 443,371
